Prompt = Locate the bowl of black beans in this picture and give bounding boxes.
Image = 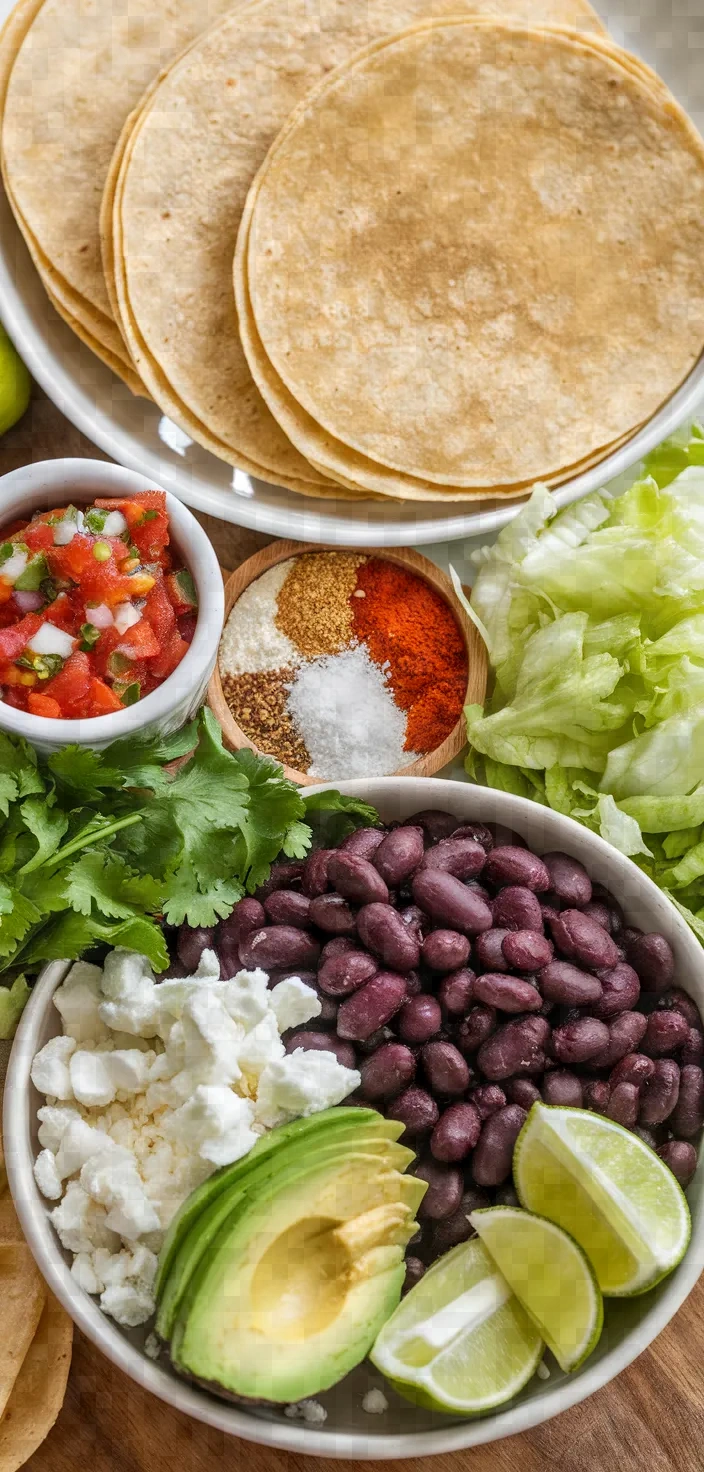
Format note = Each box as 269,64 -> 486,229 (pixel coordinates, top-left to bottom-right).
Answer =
168,778 -> 704,1453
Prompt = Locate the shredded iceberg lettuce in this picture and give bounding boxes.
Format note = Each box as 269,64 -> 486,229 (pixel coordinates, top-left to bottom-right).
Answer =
465,423 -> 704,940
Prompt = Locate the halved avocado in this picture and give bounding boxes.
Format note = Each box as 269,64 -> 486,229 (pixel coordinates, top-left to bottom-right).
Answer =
156,1125 -> 415,1340
170,1152 -> 423,1403
155,1107 -> 399,1298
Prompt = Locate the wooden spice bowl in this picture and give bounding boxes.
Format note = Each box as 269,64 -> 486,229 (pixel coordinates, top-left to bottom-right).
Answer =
208,540 -> 487,785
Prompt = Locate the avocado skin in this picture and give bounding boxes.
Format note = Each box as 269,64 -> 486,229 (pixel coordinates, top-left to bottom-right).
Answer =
156,1122 -> 412,1340
165,1135 -> 421,1404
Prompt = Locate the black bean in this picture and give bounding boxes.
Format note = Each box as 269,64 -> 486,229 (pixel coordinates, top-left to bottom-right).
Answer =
643,1009 -> 689,1056
591,962 -> 641,1020
412,870 -> 493,936
403,810 -> 458,843
359,1042 -> 416,1102
429,1210 -> 474,1256
328,853 -> 390,906
239,926 -> 320,972
551,1016 -> 611,1064
506,1077 -> 542,1109
542,852 -> 593,907
255,860 -> 304,899
452,823 -> 494,853
339,827 -> 386,859
470,1084 -> 507,1119
422,929 -> 471,973
420,837 -> 487,879
430,1102 -> 482,1162
472,1105 -> 527,1186
609,1053 -> 654,1090
549,909 -> 620,970
484,847 -> 550,892
403,1257 -> 426,1293
626,932 -> 675,994
336,971 -> 407,1041
177,924 -> 216,972
658,988 -> 703,1032
538,960 -> 603,1007
357,903 -> 420,973
639,1059 -> 680,1126
542,1070 -> 583,1107
216,897 -> 265,951
285,1031 -> 357,1070
416,1159 -> 464,1220
473,973 -> 543,1014
589,1010 -> 648,1068
387,1087 -> 439,1137
398,994 -> 442,1045
476,1015 -> 550,1080
456,1005 -> 497,1055
263,890 -> 313,929
606,1081 -> 640,1129
301,849 -> 334,898
670,1065 -> 704,1138
422,1041 -> 471,1096
492,887 -> 544,933
373,827 -> 425,887
475,928 -> 511,972
583,1078 -> 610,1113
437,968 -> 476,1016
309,894 -> 357,936
317,949 -> 378,997
502,930 -> 554,972
658,1140 -> 697,1187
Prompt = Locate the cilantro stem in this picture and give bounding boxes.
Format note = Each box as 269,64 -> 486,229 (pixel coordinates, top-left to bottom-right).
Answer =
46,813 -> 143,867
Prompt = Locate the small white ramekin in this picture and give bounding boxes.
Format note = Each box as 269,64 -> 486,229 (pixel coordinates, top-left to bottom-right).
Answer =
0,458 -> 224,753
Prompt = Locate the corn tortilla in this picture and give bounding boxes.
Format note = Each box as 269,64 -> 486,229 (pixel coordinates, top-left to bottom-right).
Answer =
110,0 -> 605,493
246,19 -> 704,490
0,1294 -> 72,1472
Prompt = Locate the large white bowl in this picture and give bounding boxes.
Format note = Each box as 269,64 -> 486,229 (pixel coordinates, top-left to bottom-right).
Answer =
0,458 -> 224,753
5,778 -> 704,1458
0,0 -> 703,546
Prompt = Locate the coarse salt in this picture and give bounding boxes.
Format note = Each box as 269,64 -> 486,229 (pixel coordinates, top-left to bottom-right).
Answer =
285,643 -> 418,779
219,561 -> 300,675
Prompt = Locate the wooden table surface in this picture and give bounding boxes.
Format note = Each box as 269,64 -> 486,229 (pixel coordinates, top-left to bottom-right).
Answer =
2,392 -> 704,1472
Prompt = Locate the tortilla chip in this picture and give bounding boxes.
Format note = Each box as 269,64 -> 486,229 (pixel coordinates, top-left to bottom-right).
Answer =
0,1294 -> 72,1472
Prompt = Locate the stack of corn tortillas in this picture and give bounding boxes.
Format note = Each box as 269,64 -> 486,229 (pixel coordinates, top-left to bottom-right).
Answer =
0,1140 -> 72,1472
2,0 -> 704,505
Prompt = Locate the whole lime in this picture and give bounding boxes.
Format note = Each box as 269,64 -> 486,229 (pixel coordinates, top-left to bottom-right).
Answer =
0,323 -> 31,436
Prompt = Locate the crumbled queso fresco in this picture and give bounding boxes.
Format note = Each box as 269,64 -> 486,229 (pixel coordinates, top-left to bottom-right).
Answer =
31,948 -> 361,1329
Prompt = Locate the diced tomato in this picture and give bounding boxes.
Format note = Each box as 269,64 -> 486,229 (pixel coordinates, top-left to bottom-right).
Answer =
88,677 -> 124,716
0,602 -> 19,630
48,533 -> 94,581
150,628 -> 189,681
27,692 -> 62,718
145,579 -> 176,643
117,618 -> 160,660
97,492 -> 168,560
42,651 -> 92,718
40,591 -> 78,634
165,568 -> 198,616
0,579 -> 13,606
2,687 -> 25,709
0,612 -> 42,661
23,521 -> 55,553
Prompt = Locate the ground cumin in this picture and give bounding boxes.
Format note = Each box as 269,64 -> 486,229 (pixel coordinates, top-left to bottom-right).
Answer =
351,559 -> 467,751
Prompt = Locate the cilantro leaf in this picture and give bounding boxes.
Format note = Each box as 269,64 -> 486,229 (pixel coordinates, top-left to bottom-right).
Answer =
0,974 -> 31,1039
303,790 -> 379,823
0,733 -> 43,800
0,883 -> 42,959
20,911 -> 168,971
19,797 -> 69,873
161,865 -> 243,928
48,745 -> 123,799
282,820 -> 312,860
63,851 -> 164,920
0,775 -> 17,821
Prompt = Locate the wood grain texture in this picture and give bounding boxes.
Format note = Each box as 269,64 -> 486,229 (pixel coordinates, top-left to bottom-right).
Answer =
4,392 -> 704,1472
209,539 -> 487,784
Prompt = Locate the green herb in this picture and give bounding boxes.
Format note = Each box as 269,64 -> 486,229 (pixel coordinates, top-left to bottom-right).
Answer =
40,578 -> 58,604
113,681 -> 140,705
14,553 -> 48,591
0,712 -> 377,1012
0,543 -> 15,565
140,509 -> 158,523
16,652 -> 64,681
79,622 -> 101,652
0,974 -> 31,1040
461,422 -> 704,946
84,508 -> 108,533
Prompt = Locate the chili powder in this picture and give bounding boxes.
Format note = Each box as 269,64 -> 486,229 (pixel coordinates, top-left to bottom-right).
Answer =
351,559 -> 467,752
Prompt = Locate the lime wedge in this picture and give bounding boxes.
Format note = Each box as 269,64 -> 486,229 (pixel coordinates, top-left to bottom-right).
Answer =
470,1206 -> 602,1371
514,1102 -> 691,1297
370,1238 -> 543,1414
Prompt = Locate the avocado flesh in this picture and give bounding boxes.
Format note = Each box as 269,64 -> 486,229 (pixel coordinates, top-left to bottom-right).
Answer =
156,1128 -> 415,1340
171,1151 -> 422,1403
155,1107 -> 399,1298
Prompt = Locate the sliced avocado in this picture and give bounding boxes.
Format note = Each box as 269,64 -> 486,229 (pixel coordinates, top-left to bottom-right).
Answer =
170,1151 -> 422,1403
156,1122 -> 412,1338
155,1107 -> 399,1298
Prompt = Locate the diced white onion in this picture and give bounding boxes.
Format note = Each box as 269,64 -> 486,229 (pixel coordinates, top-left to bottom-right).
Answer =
1,550 -> 28,582
14,590 -> 44,613
53,520 -> 77,546
113,602 -> 141,635
27,623 -> 77,658
102,511 -> 128,537
86,602 -> 114,630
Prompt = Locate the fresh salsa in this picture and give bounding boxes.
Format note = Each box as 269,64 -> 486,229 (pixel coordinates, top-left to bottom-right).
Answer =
0,493 -> 197,719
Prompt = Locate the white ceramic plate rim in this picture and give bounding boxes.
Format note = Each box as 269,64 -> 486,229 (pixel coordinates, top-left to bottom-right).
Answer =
5,779 -> 704,1458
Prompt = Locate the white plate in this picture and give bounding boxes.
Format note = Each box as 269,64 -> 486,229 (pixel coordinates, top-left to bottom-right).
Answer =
0,0 -> 703,546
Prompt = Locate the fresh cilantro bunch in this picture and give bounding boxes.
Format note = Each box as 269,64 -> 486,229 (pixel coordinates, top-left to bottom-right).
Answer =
0,709 -> 377,1007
